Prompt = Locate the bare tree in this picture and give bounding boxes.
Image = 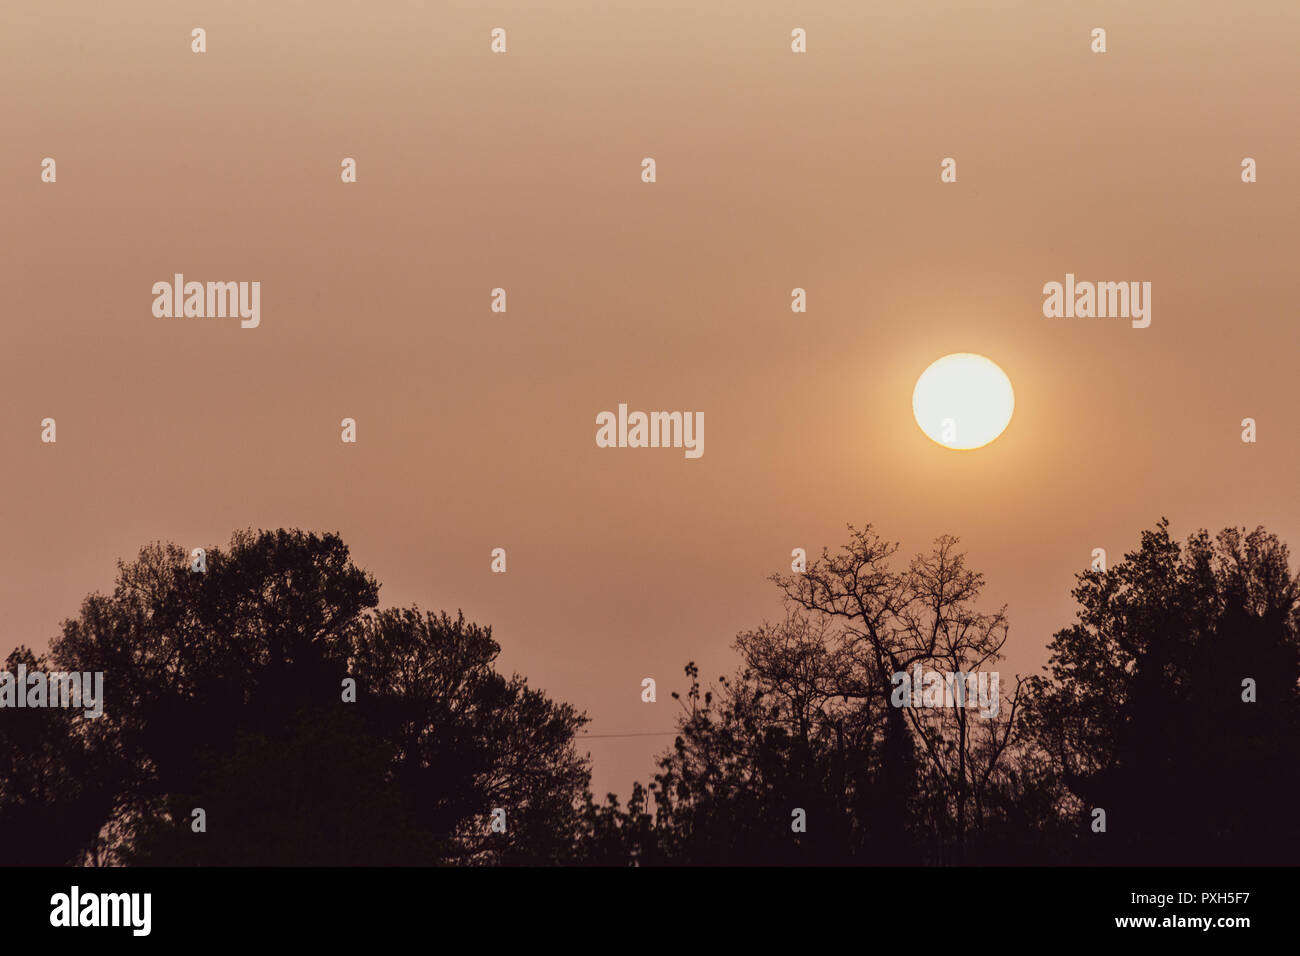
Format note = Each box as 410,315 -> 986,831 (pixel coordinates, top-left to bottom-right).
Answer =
771,524 -> 1023,860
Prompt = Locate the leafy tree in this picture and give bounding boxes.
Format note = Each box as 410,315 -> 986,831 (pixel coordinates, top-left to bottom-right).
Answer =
352,607 -> 591,864
12,518 -> 1299,867
25,528 -> 591,865
578,783 -> 660,866
647,645 -> 881,865
0,647 -> 119,865
49,530 -> 378,862
1023,519 -> 1300,864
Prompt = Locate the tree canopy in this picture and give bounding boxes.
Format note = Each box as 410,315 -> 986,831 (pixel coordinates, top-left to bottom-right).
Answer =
3,519 -> 1296,866
3,529 -> 589,865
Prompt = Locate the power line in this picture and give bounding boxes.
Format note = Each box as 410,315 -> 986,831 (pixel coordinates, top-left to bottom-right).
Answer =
580,731 -> 679,739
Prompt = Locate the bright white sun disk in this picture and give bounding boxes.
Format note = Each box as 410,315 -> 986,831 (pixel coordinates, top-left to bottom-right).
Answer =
912,353 -> 1014,450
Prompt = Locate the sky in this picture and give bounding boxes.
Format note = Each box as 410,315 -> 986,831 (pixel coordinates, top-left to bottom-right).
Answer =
2,0 -> 1298,799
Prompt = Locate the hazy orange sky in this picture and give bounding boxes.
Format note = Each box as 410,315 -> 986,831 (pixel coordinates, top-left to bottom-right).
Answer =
3,1 -> 1298,798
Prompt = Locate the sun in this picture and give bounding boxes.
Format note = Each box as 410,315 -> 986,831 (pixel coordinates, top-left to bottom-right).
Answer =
912,353 -> 1015,450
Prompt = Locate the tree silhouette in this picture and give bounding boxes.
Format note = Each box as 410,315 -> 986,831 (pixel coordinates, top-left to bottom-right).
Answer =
601,528 -> 1028,865
7,519 -> 1299,867
597,520 -> 1294,865
351,607 -> 590,864
11,528 -> 591,865
1023,519 -> 1300,864
0,647 -> 119,865
769,527 -> 1022,862
645,647 -> 883,865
